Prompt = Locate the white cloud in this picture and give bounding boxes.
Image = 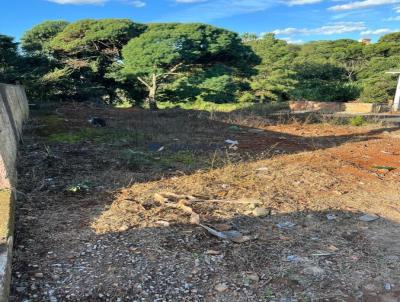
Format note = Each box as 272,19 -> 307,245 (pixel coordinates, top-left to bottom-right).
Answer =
361,28 -> 400,35
281,37 -> 304,44
47,0 -> 107,4
273,21 -> 367,35
384,15 -> 400,20
47,0 -> 147,6
285,0 -> 322,5
129,0 -> 146,7
329,0 -> 400,11
162,0 -> 276,22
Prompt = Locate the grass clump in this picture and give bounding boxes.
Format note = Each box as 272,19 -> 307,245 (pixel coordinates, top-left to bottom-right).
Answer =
120,149 -> 154,169
349,116 -> 367,126
65,182 -> 90,194
48,128 -> 144,144
161,151 -> 197,167
158,100 -> 252,112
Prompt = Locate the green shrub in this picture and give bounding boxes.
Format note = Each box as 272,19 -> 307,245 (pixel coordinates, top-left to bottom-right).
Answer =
349,116 -> 367,126
238,92 -> 256,103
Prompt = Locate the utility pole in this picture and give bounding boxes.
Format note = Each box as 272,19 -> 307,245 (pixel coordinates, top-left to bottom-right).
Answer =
386,71 -> 400,112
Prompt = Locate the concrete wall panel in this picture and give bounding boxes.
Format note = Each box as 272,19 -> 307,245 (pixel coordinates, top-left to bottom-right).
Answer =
0,84 -> 29,302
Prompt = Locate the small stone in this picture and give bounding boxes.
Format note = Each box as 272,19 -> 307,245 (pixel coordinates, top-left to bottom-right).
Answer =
118,224 -> 130,232
34,272 -> 44,278
302,266 -> 324,276
358,214 -> 379,222
213,224 -> 232,232
215,283 -> 228,292
245,272 -> 259,282
205,250 -> 221,255
156,220 -> 170,227
16,286 -> 27,293
252,207 -> 270,217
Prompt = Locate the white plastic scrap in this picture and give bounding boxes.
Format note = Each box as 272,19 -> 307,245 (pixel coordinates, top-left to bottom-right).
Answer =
225,139 -> 239,149
326,214 -> 337,221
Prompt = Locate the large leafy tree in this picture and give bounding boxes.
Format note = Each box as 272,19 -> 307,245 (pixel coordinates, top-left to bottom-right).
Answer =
19,21 -> 70,101
48,19 -> 146,102
21,21 -> 69,56
122,23 -> 257,109
291,60 -> 359,102
0,34 -> 21,83
247,33 -> 298,102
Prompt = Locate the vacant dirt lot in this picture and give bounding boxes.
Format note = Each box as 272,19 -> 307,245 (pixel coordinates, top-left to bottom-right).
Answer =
10,104 -> 400,301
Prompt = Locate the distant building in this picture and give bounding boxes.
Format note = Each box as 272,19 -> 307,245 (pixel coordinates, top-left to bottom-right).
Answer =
360,38 -> 371,45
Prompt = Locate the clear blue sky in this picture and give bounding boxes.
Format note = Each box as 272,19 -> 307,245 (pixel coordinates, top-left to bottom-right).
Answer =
1,0 -> 399,44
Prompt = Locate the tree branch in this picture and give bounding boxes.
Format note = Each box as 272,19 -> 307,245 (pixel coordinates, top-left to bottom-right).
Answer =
137,76 -> 151,90
158,62 -> 184,80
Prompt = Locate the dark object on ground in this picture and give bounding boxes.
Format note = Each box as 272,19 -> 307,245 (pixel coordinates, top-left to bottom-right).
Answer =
88,117 -> 106,127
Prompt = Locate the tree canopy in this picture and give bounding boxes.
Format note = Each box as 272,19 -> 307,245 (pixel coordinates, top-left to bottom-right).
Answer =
21,21 -> 69,55
0,34 -> 21,83
122,23 -> 257,109
1,19 -> 399,106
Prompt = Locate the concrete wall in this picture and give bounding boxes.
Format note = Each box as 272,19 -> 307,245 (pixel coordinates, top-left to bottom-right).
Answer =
289,101 -> 345,113
344,103 -> 388,114
289,101 -> 389,114
0,84 -> 29,302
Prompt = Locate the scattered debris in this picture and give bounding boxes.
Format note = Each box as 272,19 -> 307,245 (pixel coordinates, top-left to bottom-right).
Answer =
286,255 -> 299,262
88,117 -> 106,127
65,183 -> 89,193
372,165 -> 397,171
311,252 -> 334,257
205,250 -> 221,255
225,139 -> 239,149
199,224 -> 253,243
302,266 -> 325,276
190,212 -> 200,225
358,214 -> 380,222
147,143 -> 164,152
248,128 -> 264,134
276,221 -> 295,230
255,167 -> 269,172
231,235 -> 253,243
34,272 -> 44,278
155,220 -> 170,227
252,207 -> 270,217
384,283 -> 392,291
244,272 -> 260,283
326,214 -> 337,221
215,283 -> 228,292
213,223 -> 232,231
118,224 -> 130,232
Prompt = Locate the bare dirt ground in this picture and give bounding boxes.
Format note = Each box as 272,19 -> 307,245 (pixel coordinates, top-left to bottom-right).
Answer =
10,104 -> 400,301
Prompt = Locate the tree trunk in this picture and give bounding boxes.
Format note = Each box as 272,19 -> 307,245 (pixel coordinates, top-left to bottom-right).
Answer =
147,73 -> 158,110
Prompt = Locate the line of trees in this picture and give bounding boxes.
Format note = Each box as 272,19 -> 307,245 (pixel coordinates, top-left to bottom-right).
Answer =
1,19 -> 399,108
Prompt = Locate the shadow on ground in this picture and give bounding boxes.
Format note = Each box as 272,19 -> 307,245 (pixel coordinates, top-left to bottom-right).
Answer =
10,209 -> 400,301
